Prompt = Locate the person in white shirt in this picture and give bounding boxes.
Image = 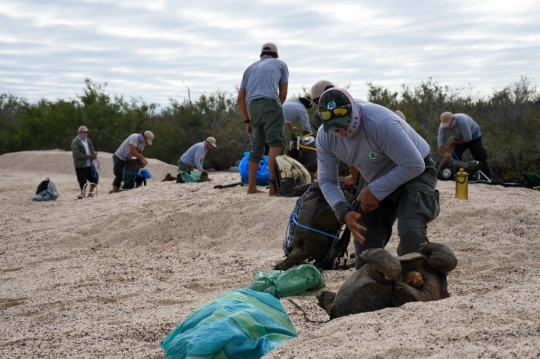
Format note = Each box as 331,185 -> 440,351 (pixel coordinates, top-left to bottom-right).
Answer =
178,137 -> 217,174
283,92 -> 313,134
111,131 -> 154,193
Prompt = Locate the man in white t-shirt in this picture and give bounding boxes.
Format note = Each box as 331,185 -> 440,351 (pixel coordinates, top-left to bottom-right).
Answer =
111,131 -> 154,193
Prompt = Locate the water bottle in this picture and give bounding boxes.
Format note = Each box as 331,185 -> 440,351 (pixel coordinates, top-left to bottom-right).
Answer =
455,168 -> 468,200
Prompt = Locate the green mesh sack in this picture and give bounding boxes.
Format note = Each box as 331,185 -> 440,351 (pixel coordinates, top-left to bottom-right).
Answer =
248,264 -> 325,298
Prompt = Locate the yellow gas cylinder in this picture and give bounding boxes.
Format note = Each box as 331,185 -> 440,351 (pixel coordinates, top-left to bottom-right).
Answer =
455,168 -> 468,200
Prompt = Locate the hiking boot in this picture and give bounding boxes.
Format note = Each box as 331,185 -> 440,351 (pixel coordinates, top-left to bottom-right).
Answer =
200,172 -> 212,182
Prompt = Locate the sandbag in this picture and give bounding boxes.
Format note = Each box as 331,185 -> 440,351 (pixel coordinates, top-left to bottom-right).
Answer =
160,288 -> 297,359
248,264 -> 326,298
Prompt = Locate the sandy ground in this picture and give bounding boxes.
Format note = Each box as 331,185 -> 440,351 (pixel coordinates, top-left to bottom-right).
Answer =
0,150 -> 539,358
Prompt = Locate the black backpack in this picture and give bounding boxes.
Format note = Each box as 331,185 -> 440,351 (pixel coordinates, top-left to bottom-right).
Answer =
122,159 -> 146,189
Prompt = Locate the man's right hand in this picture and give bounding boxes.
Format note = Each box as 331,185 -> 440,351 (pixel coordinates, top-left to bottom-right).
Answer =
344,211 -> 367,243
141,158 -> 148,167
339,175 -> 356,189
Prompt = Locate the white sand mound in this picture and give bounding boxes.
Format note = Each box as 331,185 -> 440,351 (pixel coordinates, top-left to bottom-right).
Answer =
1,150 -> 539,358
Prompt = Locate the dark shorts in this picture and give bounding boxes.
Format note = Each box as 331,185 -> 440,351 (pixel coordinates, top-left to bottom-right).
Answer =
75,166 -> 99,190
112,155 -> 127,188
248,98 -> 285,163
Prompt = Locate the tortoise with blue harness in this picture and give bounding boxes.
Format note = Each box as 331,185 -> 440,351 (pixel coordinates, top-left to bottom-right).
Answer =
274,181 -> 358,271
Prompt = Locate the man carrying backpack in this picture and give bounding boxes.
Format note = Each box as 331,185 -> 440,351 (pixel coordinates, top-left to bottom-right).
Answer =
71,125 -> 98,199
316,88 -> 440,269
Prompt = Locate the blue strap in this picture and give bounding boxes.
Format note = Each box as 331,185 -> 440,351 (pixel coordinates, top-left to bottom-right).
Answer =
288,212 -> 340,240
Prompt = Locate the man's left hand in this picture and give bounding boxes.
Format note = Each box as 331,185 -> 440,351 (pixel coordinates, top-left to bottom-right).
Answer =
344,211 -> 367,243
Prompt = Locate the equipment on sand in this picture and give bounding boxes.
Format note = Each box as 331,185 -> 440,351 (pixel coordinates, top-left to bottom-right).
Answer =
286,132 -> 317,179
122,159 -> 149,190
274,181 -> 358,271
274,155 -> 312,197
455,168 -> 469,200
213,182 -> 244,190
33,178 -> 59,201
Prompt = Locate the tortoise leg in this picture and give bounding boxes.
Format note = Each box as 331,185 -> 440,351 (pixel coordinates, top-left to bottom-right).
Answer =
360,248 -> 402,281
273,246 -> 308,270
419,243 -> 458,273
316,291 -> 336,316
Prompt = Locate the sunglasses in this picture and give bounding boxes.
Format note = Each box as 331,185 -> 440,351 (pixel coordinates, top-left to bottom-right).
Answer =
320,105 -> 351,121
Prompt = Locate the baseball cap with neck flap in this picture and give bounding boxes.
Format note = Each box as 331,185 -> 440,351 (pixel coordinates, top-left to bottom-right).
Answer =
318,88 -> 361,139
299,91 -> 313,109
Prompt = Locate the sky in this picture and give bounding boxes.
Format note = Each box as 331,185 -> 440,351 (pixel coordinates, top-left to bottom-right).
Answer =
1,0 -> 539,108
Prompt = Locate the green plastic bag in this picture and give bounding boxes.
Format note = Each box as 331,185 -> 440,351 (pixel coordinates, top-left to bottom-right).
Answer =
178,170 -> 202,182
248,264 -> 326,298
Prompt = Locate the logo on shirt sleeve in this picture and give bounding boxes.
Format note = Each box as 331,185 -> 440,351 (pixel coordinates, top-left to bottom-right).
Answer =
369,152 -> 379,161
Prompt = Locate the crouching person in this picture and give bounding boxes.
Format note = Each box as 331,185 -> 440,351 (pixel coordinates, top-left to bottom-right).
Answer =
315,88 -> 440,269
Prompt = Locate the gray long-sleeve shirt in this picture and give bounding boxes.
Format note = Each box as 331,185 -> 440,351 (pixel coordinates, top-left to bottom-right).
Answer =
317,100 -> 430,215
437,113 -> 481,146
179,141 -> 207,171
283,98 -> 311,133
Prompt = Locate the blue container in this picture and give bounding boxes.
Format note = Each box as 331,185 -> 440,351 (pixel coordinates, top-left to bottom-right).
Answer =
238,152 -> 270,186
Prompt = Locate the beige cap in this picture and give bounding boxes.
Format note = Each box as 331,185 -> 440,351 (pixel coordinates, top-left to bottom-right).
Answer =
311,80 -> 334,101
261,42 -> 278,54
206,136 -> 217,147
440,112 -> 453,128
394,110 -> 406,121
144,130 -> 154,145
78,126 -> 89,133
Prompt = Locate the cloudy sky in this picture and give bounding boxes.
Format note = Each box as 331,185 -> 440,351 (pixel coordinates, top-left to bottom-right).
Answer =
1,0 -> 539,107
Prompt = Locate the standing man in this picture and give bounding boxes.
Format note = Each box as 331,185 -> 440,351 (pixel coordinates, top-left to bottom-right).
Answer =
438,111 -> 492,179
178,137 -> 217,175
237,42 -> 289,195
71,125 -> 98,198
316,88 -> 440,269
283,92 -> 313,134
111,131 -> 154,193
